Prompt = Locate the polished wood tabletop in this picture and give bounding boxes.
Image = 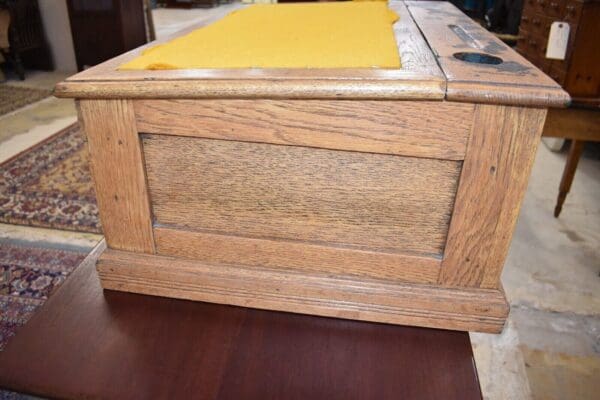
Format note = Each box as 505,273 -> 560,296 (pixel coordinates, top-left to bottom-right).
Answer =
0,244 -> 482,400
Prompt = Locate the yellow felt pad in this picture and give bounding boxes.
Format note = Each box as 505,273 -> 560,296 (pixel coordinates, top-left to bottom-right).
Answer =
119,2 -> 401,70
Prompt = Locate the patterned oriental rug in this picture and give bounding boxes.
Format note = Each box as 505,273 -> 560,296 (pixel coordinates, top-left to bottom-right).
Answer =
0,85 -> 52,117
0,242 -> 87,350
0,123 -> 101,234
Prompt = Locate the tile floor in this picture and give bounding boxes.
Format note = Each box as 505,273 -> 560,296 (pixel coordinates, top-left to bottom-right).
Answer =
0,5 -> 598,399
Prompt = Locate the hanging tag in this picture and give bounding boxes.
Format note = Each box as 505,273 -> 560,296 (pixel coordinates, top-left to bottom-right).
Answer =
546,22 -> 570,60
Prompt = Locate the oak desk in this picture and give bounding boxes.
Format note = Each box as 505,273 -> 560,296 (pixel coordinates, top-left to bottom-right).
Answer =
0,242 -> 482,400
55,1 -> 569,333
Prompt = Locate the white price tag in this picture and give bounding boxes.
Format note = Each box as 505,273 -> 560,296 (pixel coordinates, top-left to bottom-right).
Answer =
546,22 -> 570,60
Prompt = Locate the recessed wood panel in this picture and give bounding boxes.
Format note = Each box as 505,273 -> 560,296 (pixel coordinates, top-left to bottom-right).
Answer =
96,248 -> 509,333
143,135 -> 461,256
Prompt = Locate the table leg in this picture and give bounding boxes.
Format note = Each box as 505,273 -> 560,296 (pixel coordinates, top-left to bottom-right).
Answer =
554,140 -> 585,218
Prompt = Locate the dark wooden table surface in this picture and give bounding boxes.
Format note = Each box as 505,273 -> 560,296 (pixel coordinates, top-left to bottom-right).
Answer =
0,243 -> 482,400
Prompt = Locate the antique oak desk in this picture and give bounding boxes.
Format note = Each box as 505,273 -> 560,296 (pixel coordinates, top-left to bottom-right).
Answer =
54,1 -> 569,333
0,241 -> 483,400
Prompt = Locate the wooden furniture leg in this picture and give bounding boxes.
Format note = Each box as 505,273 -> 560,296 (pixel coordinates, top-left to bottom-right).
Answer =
542,108 -> 600,217
554,140 -> 585,218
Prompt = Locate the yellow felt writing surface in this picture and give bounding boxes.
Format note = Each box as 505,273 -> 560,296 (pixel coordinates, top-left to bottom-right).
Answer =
119,2 -> 401,70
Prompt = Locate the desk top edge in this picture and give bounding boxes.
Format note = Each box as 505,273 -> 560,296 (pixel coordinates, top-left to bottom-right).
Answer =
55,0 -> 569,107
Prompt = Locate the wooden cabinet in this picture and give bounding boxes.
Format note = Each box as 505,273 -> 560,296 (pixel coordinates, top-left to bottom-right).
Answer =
67,0 -> 147,71
517,0 -> 600,104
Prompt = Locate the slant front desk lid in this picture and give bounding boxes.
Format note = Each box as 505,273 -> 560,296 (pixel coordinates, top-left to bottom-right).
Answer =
55,0 -> 570,107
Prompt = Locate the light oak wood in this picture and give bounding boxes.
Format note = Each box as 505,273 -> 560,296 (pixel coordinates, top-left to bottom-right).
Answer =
55,79 -> 445,101
390,0 -> 443,77
154,227 -> 441,284
406,1 -> 570,107
446,82 -> 570,108
97,248 -> 509,333
134,100 -> 473,160
439,105 -> 547,288
143,134 -> 461,256
78,100 -> 155,253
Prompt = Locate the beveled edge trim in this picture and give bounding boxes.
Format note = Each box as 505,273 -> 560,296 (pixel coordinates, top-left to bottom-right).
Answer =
55,79 -> 445,100
97,248 -> 509,333
447,81 -> 570,108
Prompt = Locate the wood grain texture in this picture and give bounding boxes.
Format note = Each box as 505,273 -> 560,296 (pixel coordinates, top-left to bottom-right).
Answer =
78,100 -> 155,253
406,1 -> 570,107
0,240 -> 482,400
97,248 -> 509,333
55,78 -> 445,101
134,99 -> 473,160
439,105 -> 547,288
154,227 -> 441,284
389,0 -> 444,77
143,135 -> 461,256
